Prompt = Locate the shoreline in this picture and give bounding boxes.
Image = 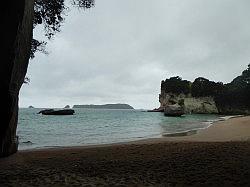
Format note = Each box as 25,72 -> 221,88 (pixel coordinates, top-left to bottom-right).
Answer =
1,115 -> 250,186
132,115 -> 250,144
19,114 -> 249,152
161,114 -> 244,138
160,114 -> 250,142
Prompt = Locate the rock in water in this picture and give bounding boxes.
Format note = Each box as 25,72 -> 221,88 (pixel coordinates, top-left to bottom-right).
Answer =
147,107 -> 164,112
164,105 -> 185,117
64,105 -> 70,108
38,109 -> 75,115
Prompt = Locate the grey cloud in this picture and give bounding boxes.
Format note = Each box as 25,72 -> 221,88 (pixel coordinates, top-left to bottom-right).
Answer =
20,0 -> 250,109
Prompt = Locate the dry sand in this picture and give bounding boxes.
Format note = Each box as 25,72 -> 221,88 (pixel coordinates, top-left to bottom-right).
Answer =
0,116 -> 250,186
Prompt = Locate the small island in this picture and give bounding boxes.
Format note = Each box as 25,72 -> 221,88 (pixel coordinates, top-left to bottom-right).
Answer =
73,104 -> 134,109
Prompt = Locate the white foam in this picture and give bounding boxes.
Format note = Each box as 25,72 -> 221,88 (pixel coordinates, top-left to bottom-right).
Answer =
219,115 -> 244,121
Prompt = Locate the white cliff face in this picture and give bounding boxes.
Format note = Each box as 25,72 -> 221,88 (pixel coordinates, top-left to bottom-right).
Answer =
184,97 -> 218,114
159,93 -> 218,114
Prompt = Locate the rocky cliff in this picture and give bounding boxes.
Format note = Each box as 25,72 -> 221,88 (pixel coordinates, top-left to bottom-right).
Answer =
159,74 -> 250,115
158,65 -> 250,115
159,92 -> 218,114
158,76 -> 220,114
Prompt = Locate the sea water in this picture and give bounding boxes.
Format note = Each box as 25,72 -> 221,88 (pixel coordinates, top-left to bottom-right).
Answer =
17,108 -> 221,150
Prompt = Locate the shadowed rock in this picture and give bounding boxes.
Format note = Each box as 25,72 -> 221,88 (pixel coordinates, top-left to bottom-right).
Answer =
38,109 -> 75,115
64,105 -> 70,108
164,105 -> 185,117
147,107 -> 164,112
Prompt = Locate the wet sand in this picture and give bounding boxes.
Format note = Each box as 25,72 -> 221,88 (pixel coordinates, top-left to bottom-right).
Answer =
138,115 -> 250,143
1,116 -> 250,186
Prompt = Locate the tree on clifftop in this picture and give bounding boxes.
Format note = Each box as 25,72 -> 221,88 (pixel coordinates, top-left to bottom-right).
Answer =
191,77 -> 224,97
161,76 -> 191,95
215,64 -> 250,113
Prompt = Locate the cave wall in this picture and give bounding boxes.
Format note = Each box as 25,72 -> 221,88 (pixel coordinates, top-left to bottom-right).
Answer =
0,0 -> 34,157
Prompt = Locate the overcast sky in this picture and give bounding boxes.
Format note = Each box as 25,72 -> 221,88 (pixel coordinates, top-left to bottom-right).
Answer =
20,0 -> 250,109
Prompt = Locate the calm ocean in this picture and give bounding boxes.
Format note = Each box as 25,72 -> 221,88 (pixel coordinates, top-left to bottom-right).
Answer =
17,108 -> 220,150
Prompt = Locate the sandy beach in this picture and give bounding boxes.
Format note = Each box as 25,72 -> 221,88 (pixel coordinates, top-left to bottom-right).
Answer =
1,116 -> 250,186
137,115 -> 250,143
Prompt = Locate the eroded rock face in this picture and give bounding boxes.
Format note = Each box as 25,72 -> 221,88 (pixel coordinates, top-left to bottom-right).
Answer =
164,104 -> 185,117
159,93 -> 218,114
0,0 -> 34,157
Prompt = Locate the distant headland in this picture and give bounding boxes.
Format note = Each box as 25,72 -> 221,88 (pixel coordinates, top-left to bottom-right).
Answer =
73,104 -> 134,109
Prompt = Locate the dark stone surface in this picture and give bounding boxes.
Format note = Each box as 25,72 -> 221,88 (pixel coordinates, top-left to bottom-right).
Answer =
0,0 -> 34,157
147,107 -> 164,112
164,105 -> 185,117
64,105 -> 70,108
38,109 -> 75,115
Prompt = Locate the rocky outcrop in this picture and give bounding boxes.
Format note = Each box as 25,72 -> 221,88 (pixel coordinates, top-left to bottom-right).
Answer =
159,68 -> 250,115
64,105 -> 70,109
184,97 -> 218,114
164,104 -> 185,117
38,109 -> 75,115
217,107 -> 250,115
159,93 -> 218,114
1,0 -> 34,157
147,107 -> 164,112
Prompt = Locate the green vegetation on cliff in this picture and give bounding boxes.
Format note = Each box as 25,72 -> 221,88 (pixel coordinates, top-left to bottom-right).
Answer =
215,64 -> 250,114
161,64 -> 250,114
161,76 -> 191,95
191,77 -> 224,97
